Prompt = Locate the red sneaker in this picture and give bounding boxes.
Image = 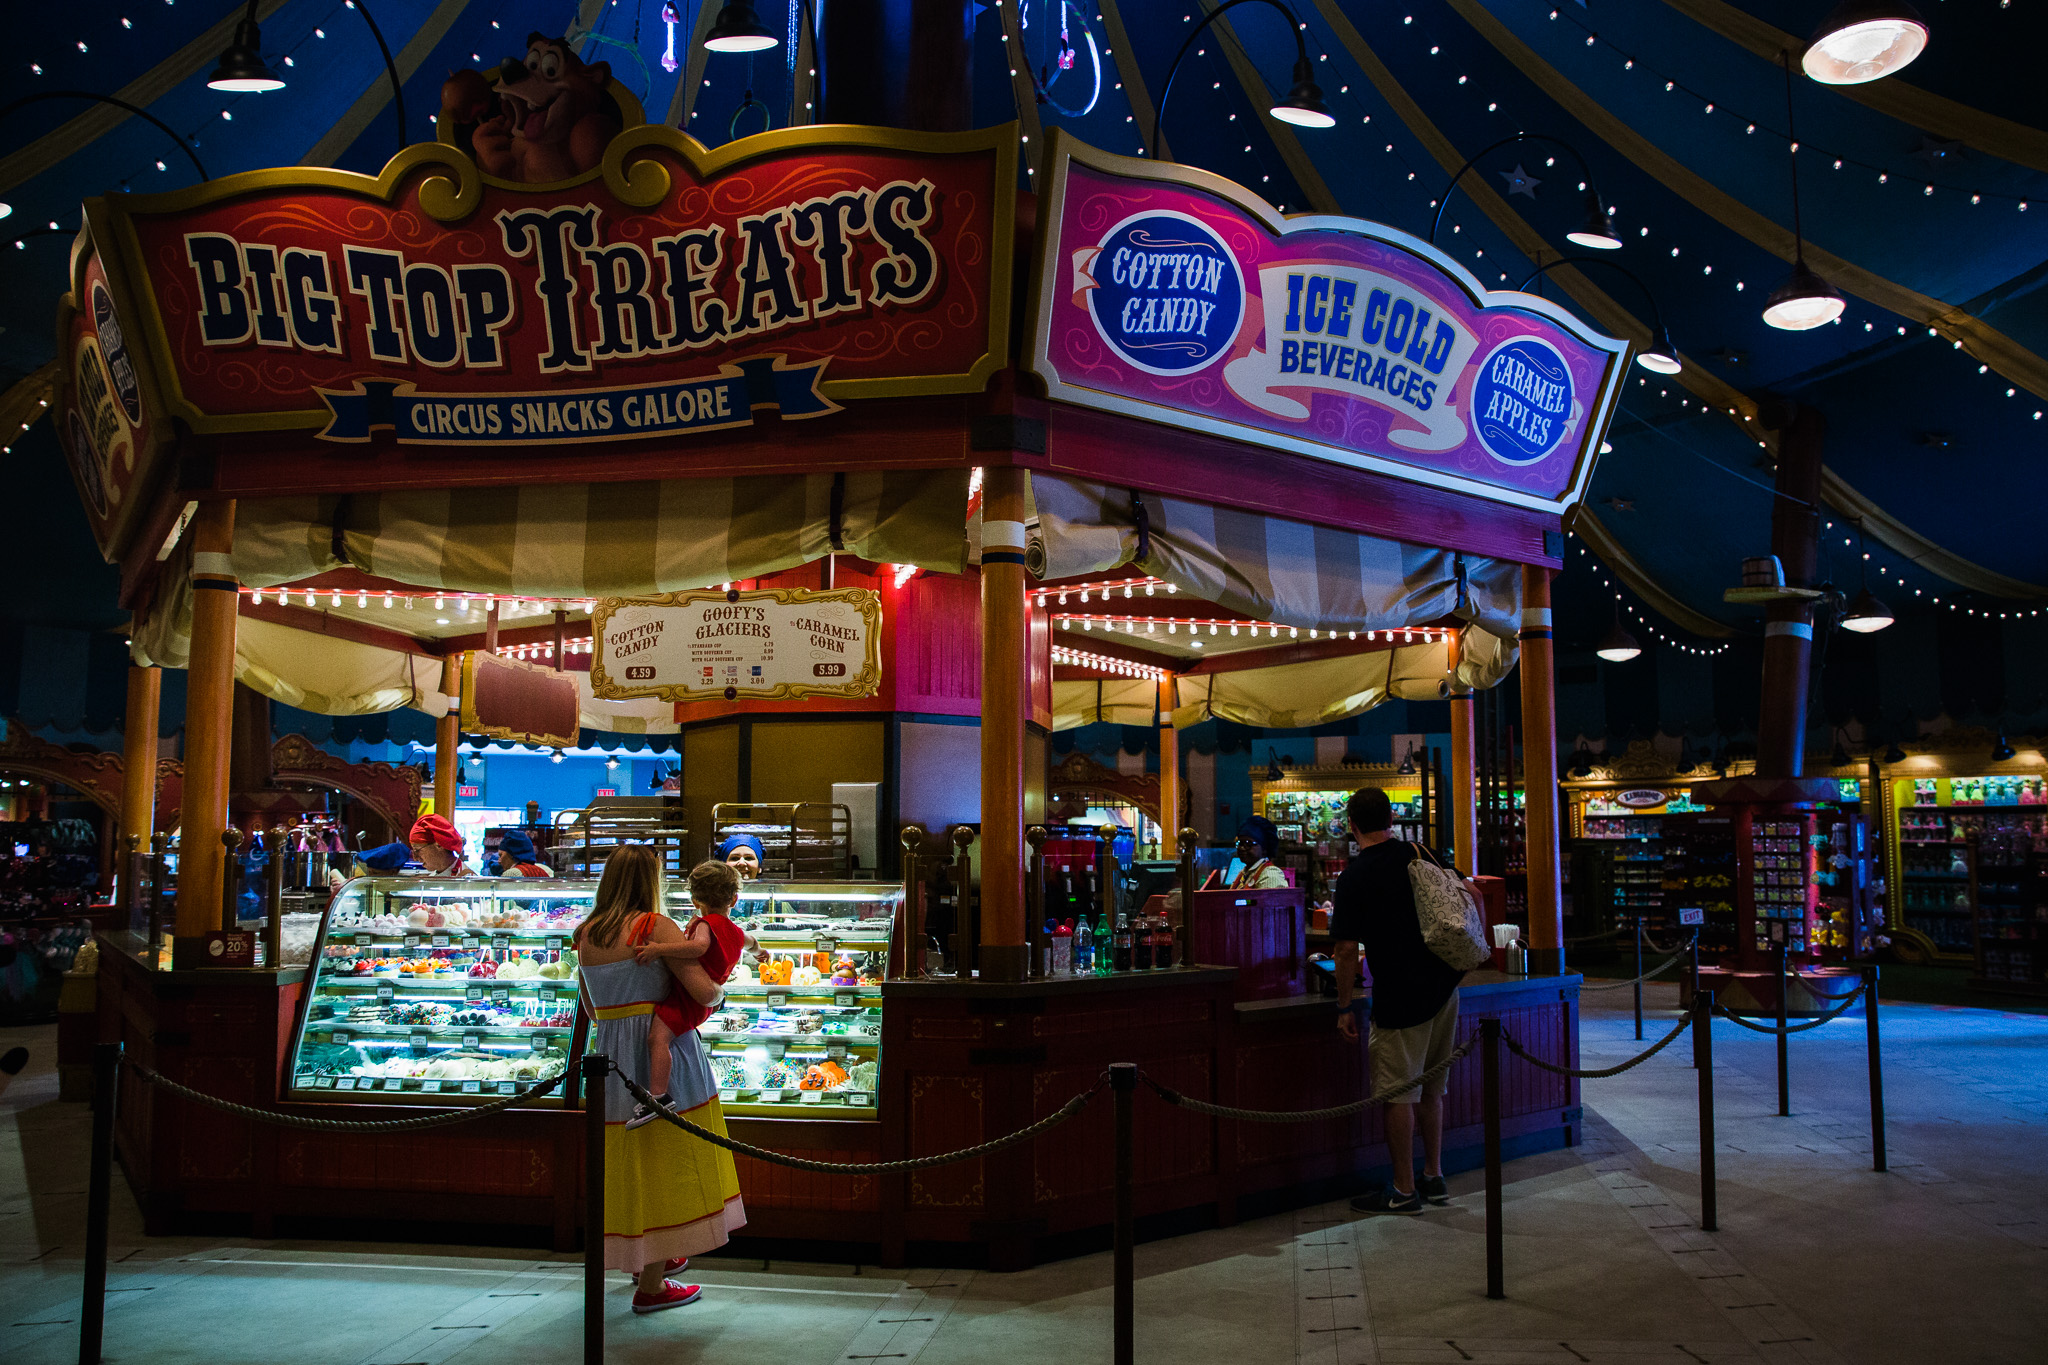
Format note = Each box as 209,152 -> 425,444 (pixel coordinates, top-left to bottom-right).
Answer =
631,1280 -> 702,1314
663,1257 -> 689,1274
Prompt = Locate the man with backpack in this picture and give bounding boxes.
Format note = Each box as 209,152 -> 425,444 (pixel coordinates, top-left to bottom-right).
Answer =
1331,787 -> 1470,1214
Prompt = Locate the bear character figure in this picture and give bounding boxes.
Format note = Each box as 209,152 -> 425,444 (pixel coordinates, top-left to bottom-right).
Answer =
439,35 -> 622,184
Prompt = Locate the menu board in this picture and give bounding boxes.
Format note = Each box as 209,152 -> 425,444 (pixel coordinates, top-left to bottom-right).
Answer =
590,587 -> 882,703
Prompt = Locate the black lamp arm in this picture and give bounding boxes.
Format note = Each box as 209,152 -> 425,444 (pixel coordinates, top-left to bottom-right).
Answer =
1150,0 -> 1310,161
1428,132 -> 1606,246
1516,256 -> 1667,340
0,91 -> 209,181
348,0 -> 408,152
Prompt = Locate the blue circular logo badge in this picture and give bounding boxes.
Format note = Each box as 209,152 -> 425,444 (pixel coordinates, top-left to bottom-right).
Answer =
1087,211 -> 1243,376
1472,337 -> 1575,466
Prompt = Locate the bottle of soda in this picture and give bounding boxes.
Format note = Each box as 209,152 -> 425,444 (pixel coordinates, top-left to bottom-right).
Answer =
1130,910 -> 1152,971
1093,915 -> 1114,975
1150,913 -> 1174,970
1112,912 -> 1134,972
1073,915 -> 1093,975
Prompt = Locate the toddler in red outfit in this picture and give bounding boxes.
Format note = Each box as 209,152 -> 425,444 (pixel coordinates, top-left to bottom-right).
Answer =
625,860 -> 748,1128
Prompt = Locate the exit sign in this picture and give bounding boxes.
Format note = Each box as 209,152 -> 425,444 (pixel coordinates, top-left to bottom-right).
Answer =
458,785 -> 480,798
593,788 -> 616,797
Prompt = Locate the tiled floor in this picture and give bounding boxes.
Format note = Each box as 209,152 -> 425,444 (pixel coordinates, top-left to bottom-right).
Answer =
4,980 -> 2044,1363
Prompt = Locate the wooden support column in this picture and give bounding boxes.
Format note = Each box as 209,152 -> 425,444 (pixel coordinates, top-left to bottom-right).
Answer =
1447,634 -> 1478,877
1757,403 -> 1827,777
1518,568 -> 1564,974
436,655 -> 461,817
177,500 -> 238,940
119,666 -> 160,851
1157,674 -> 1180,859
978,467 -> 1030,982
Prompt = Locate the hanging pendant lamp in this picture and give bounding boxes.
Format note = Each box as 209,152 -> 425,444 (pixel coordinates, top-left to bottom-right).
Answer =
1764,55 -> 1845,331
207,2 -> 284,92
1596,608 -> 1642,662
1802,0 -> 1929,86
1839,519 -> 1894,632
704,0 -> 780,53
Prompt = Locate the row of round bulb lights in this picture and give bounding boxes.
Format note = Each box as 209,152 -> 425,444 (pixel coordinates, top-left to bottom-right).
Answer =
494,640 -> 593,661
1057,615 -> 1450,645
1035,577 -> 1175,607
1051,646 -> 1169,680
244,587 -> 596,613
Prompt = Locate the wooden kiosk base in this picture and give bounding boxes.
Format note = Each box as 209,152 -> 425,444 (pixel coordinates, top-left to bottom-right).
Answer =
97,936 -> 1580,1267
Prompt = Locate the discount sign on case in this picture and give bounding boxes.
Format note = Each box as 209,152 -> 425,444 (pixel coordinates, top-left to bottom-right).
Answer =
589,587 -> 883,703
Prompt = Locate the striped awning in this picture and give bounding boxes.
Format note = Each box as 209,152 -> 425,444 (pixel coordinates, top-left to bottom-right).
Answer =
135,469 -> 969,671
1029,475 -> 1525,644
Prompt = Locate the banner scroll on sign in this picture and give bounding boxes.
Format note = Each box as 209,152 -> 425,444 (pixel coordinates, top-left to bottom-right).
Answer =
591,588 -> 883,703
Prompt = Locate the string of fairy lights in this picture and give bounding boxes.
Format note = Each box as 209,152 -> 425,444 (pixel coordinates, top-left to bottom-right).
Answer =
1569,539 -> 1732,659
1820,520 -> 2048,624
1051,644 -> 1169,679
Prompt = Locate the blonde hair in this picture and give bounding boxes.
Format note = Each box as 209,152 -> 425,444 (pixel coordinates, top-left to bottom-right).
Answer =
580,844 -> 663,949
687,859 -> 741,911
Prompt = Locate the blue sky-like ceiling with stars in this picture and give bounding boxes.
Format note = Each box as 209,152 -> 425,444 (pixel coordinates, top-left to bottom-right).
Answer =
2,0 -> 2045,669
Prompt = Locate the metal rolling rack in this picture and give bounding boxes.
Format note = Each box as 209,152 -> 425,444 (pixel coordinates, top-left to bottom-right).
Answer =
550,801 -> 690,876
712,802 -> 853,879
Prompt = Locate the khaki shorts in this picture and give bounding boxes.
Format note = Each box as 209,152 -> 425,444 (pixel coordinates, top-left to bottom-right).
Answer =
1368,992 -> 1460,1104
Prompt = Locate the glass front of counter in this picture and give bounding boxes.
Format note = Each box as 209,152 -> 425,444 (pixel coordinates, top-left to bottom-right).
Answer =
284,876 -> 900,1116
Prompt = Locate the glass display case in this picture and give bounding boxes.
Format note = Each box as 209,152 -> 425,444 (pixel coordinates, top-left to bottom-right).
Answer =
285,876 -> 901,1115
705,881 -> 900,1120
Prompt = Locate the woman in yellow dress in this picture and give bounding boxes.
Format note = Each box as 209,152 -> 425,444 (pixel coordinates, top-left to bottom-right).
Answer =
574,845 -> 745,1313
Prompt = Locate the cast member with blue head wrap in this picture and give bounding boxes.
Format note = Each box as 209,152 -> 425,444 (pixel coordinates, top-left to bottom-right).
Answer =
1229,817 -> 1289,890
495,830 -> 554,878
716,832 -> 765,881
328,841 -> 413,896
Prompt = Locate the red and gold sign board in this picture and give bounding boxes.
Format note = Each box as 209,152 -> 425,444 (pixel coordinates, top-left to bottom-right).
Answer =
591,587 -> 882,704
54,243 -> 171,562
460,651 -> 581,749
61,105 -> 1017,558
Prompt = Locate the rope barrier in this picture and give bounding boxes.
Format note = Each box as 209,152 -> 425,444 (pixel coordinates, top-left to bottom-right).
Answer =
611,1063 -> 1104,1173
1502,1013 -> 1693,1079
132,1062 -> 568,1131
1563,925 -> 1627,946
1578,953 -> 1682,991
1714,983 -> 1866,1035
1143,1034 -> 1479,1122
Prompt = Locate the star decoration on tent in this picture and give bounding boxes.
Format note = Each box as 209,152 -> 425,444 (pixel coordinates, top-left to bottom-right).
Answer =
1499,164 -> 1541,200
1602,496 -> 1636,513
1909,135 -> 1967,170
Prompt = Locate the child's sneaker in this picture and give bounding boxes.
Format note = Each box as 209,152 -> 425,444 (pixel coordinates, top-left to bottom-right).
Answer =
1418,1173 -> 1450,1206
631,1280 -> 701,1314
624,1103 -> 657,1130
1350,1186 -> 1424,1215
663,1256 -> 689,1274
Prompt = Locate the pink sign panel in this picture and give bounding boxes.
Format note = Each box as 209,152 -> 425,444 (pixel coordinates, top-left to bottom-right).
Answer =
1026,135 -> 1630,515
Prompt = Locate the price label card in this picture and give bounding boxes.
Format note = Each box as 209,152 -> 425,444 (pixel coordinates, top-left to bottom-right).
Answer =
376,984 -> 394,1001
492,989 -> 510,1007
546,936 -> 563,951
498,1081 -> 517,1095
383,1078 -> 405,1091
538,989 -> 556,1004
766,1040 -> 786,1059
331,1029 -> 351,1044
826,1042 -> 848,1061
800,1090 -> 824,1105
466,987 -> 484,1004
315,1076 -> 336,1089
432,933 -> 450,948
462,1033 -> 481,1050
405,934 -> 421,950
420,1080 -> 443,1093
767,991 -> 791,1008
774,1088 -> 795,1103
409,1030 -> 429,1049
462,935 -> 481,950
460,1080 -> 481,1094
718,1089 -> 738,1103
492,935 -> 510,951
530,1034 -> 548,1053
843,1090 -> 871,1105
814,936 -> 838,952
835,990 -> 859,1008
336,1077 -> 358,1091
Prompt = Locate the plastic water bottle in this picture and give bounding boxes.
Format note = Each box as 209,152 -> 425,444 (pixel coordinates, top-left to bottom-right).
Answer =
1073,916 -> 1094,975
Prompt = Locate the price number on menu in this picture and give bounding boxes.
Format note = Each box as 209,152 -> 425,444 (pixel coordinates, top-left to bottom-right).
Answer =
335,1078 -> 357,1091
462,935 -> 482,951
766,991 -> 791,1008
492,935 -> 511,951
718,1089 -> 738,1103
546,936 -> 563,951
800,1090 -> 824,1105
376,984 -> 394,1001
420,1080 -> 443,1093
315,1076 -> 337,1089
462,1033 -> 482,1050
409,1030 -> 429,1049
432,933 -> 450,948
498,1081 -> 517,1096
460,1080 -> 481,1094
383,1078 -> 405,1091
834,991 -> 858,1008
538,989 -> 556,1004
530,1034 -> 548,1053
466,987 -> 484,1004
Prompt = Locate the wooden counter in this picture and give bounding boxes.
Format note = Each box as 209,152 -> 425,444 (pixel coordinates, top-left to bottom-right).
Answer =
94,935 -> 1579,1268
